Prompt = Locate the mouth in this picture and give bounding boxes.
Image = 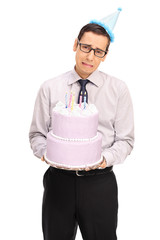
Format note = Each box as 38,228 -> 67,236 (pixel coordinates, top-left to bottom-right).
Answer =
82,62 -> 93,68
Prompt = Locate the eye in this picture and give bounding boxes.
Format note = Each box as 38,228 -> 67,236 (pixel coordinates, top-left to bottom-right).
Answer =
96,50 -> 102,54
81,45 -> 90,51
95,50 -> 102,54
95,49 -> 104,57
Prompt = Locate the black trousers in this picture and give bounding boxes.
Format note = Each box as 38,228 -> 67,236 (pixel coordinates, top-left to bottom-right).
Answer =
42,167 -> 118,240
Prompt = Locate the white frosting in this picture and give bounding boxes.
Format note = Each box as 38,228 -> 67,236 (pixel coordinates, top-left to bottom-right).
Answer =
51,132 -> 98,142
53,101 -> 98,116
44,152 -> 103,170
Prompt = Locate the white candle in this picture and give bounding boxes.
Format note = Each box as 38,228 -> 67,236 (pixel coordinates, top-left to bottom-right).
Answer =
84,91 -> 86,109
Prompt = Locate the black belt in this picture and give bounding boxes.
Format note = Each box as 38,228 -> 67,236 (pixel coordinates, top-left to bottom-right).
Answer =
50,166 -> 113,177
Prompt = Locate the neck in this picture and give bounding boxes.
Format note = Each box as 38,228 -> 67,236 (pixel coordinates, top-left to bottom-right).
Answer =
74,66 -> 91,79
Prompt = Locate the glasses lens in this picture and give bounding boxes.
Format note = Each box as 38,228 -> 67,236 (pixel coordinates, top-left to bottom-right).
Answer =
95,50 -> 105,58
80,44 -> 91,53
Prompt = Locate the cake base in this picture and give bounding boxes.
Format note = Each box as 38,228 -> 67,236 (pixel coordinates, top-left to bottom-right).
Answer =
44,153 -> 103,170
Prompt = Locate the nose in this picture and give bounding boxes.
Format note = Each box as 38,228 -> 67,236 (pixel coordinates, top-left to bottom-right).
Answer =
86,49 -> 95,61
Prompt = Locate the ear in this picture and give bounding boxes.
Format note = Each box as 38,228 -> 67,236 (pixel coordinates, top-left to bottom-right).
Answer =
101,50 -> 109,62
73,38 -> 78,52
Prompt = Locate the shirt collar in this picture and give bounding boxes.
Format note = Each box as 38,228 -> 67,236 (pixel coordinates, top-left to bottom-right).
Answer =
68,67 -> 103,87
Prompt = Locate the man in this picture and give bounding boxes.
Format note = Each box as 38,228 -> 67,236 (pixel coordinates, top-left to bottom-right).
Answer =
29,11 -> 134,240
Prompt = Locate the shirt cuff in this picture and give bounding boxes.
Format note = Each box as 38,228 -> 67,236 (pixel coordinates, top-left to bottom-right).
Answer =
102,151 -> 114,167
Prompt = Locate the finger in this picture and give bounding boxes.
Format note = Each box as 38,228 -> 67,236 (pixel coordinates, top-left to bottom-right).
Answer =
85,166 -> 93,171
85,167 -> 90,171
101,160 -> 107,168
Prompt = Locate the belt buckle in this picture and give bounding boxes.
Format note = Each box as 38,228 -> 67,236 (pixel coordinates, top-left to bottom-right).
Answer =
76,170 -> 84,177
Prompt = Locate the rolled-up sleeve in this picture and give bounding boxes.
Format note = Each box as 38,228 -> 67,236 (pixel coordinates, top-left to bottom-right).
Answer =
102,85 -> 134,166
29,83 -> 51,158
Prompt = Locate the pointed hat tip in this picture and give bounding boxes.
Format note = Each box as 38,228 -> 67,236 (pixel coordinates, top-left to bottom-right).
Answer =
117,8 -> 122,11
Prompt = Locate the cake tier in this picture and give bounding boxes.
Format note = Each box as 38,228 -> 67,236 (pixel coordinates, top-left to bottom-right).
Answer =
52,111 -> 98,139
45,131 -> 102,170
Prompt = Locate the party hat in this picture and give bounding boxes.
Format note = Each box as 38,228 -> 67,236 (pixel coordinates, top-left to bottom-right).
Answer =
90,8 -> 122,42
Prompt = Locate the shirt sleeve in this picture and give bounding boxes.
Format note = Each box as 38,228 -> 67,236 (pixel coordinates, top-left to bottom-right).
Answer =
29,83 -> 51,158
102,84 -> 134,166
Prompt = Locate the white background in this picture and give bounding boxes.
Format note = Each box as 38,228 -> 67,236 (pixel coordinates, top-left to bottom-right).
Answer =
0,0 -> 160,239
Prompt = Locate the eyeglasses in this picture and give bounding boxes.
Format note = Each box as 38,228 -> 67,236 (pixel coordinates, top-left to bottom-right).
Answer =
77,39 -> 107,58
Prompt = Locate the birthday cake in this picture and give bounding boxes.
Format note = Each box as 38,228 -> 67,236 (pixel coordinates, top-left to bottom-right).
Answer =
44,101 -> 102,170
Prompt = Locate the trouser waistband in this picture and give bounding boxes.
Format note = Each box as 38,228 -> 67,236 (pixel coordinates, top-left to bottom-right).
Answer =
50,166 -> 113,177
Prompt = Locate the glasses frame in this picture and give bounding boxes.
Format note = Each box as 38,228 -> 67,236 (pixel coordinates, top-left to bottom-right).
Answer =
77,39 -> 107,58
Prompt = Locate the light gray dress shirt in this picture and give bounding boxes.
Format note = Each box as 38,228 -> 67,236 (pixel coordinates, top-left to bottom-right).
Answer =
29,68 -> 134,167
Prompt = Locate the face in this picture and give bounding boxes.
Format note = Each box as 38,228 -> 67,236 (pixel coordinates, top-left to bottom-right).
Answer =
73,31 -> 109,79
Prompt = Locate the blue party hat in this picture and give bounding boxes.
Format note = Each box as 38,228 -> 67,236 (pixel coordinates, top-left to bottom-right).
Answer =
90,8 -> 122,42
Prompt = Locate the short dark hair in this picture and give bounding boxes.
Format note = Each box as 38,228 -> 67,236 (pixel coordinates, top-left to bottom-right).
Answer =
77,23 -> 111,51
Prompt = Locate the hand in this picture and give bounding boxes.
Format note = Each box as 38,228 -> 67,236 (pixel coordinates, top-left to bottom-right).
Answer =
85,157 -> 107,171
99,157 -> 107,169
41,156 -> 48,164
